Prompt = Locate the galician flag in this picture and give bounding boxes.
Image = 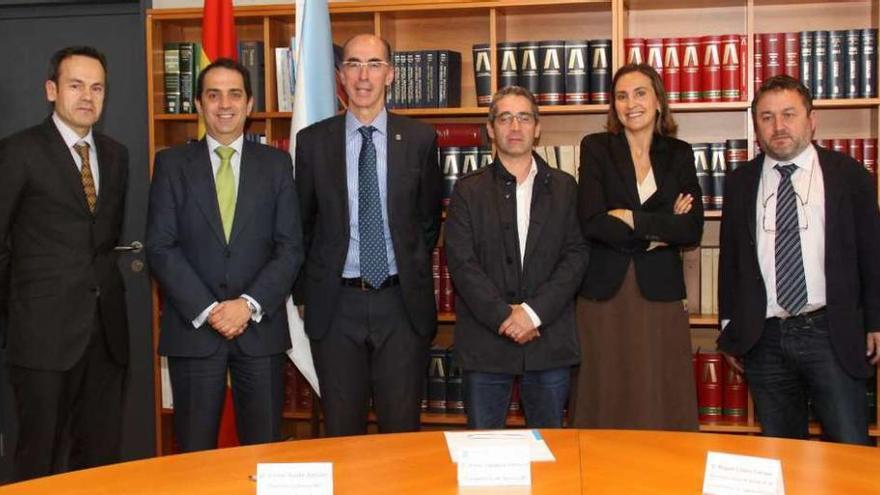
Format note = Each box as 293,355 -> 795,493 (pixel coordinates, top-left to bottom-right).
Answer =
198,0 -> 237,138
285,0 -> 337,397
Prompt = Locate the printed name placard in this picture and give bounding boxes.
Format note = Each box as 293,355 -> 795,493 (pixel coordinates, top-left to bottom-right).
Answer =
703,451 -> 784,495
256,462 -> 333,495
457,442 -> 531,487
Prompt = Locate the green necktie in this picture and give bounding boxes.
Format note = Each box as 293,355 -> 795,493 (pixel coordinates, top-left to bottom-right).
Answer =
214,145 -> 237,241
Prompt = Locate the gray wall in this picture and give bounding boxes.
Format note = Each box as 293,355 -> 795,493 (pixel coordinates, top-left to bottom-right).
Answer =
0,0 -> 154,479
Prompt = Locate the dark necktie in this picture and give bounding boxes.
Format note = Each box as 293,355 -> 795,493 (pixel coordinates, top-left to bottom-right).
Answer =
774,163 -> 808,315
357,125 -> 389,288
73,142 -> 97,213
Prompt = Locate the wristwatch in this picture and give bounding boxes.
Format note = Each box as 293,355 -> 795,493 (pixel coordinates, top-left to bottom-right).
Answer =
244,298 -> 257,317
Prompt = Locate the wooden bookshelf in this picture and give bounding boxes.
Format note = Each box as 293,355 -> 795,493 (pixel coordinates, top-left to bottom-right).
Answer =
146,0 -> 880,454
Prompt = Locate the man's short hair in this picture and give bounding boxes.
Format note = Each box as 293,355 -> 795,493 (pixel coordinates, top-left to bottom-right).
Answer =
341,35 -> 394,63
488,86 -> 540,123
751,74 -> 813,116
196,58 -> 253,101
48,46 -> 107,83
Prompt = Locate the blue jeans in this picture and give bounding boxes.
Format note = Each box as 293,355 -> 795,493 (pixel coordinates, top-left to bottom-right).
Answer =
744,310 -> 869,445
464,368 -> 570,429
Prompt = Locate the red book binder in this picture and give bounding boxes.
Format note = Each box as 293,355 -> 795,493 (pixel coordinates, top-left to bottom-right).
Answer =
831,138 -> 849,155
625,37 -> 646,65
849,138 -> 864,164
646,38 -> 664,76
720,34 -> 741,102
434,123 -> 483,147
722,360 -> 748,423
439,247 -> 454,312
698,352 -> 723,422
754,34 -> 763,93
783,32 -> 800,79
681,37 -> 701,102
701,35 -> 722,102
762,32 -> 783,80
663,38 -> 682,102
740,35 -> 748,101
863,138 -> 877,176
295,366 -> 314,412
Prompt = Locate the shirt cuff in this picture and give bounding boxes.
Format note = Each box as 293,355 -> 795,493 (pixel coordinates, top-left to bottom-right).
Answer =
521,303 -> 542,329
721,319 -> 730,331
241,294 -> 263,323
193,302 -> 218,328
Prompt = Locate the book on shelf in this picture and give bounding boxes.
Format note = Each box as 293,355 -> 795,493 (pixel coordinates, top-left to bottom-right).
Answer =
696,351 -> 723,423
755,29 -> 877,99
427,345 -> 449,413
472,39 -> 611,107
238,41 -> 265,112
385,49 -> 461,109
163,42 -> 181,114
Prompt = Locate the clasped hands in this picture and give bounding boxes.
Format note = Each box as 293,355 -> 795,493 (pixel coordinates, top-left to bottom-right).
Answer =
498,305 -> 541,345
208,298 -> 251,339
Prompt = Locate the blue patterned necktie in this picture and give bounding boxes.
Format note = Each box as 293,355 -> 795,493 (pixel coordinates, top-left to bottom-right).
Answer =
774,163 -> 808,315
357,126 -> 389,288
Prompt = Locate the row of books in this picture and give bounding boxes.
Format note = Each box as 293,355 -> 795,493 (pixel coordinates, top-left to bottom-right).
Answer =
754,29 -> 877,99
425,345 -> 465,414
624,35 -> 747,102
386,50 -> 462,109
814,138 -> 878,176
683,247 -> 720,316
163,41 -> 266,114
693,139 -> 748,211
473,40 -> 612,106
274,40 -> 297,112
694,351 -> 747,423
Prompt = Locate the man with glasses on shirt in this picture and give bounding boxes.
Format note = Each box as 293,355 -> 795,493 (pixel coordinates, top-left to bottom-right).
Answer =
718,75 -> 880,444
293,34 -> 442,436
444,86 -> 588,429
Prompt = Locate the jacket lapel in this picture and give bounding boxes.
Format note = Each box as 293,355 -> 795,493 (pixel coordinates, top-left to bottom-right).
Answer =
522,154 -> 551,269
609,132 -> 641,208
182,140 -> 226,245
93,134 -> 114,216
228,140 -> 259,245
40,118 -> 92,214
386,114 -> 405,231
816,148 -> 842,248
647,135 -> 671,197
744,155 -> 763,244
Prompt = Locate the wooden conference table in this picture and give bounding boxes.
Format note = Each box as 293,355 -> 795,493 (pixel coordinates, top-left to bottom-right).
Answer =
2,429 -> 878,494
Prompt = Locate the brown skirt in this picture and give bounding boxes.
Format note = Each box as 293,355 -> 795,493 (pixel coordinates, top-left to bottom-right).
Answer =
570,262 -> 699,431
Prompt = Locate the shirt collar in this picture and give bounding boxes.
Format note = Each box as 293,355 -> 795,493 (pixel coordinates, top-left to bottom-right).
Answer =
762,143 -> 816,175
346,107 -> 387,138
206,133 -> 245,158
52,112 -> 95,151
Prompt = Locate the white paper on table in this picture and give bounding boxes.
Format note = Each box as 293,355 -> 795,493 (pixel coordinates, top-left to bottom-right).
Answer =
702,451 -> 785,495
256,462 -> 333,495
444,429 -> 555,463
457,442 -> 531,487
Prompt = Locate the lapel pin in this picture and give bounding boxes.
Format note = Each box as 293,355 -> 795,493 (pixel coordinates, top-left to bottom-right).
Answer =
395,134 -> 402,141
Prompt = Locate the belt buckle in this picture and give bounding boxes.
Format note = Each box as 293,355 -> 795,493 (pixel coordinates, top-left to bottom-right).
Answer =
360,278 -> 369,291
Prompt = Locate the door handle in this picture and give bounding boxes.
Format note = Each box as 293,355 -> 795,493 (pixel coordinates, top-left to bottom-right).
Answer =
114,241 -> 143,254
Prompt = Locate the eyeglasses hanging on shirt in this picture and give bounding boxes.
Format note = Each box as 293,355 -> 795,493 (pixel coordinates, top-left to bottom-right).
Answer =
759,158 -> 816,233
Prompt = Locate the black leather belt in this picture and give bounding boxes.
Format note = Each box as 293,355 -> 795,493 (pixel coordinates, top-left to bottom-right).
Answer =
768,307 -> 826,324
341,275 -> 400,291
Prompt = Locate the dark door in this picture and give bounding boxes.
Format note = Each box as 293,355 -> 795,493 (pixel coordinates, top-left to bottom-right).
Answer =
0,0 -> 154,480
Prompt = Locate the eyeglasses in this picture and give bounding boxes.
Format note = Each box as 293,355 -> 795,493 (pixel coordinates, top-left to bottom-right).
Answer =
760,164 -> 814,233
340,60 -> 390,73
494,112 -> 536,126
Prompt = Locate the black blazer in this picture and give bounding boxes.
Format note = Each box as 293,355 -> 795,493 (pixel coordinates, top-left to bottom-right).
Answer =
293,113 -> 442,340
445,155 -> 588,373
717,147 -> 880,379
578,132 -> 703,301
146,139 -> 304,358
0,118 -> 129,371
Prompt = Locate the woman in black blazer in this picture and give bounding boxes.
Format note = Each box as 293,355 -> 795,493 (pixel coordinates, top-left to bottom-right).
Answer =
570,64 -> 704,430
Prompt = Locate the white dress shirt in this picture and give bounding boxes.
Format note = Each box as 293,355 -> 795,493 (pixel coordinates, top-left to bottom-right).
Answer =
192,135 -> 263,328
756,144 -> 826,318
53,112 -> 100,195
514,158 -> 542,328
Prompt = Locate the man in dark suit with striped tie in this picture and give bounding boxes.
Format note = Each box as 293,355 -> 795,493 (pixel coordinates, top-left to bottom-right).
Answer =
718,75 -> 880,444
294,34 -> 442,436
0,46 -> 129,480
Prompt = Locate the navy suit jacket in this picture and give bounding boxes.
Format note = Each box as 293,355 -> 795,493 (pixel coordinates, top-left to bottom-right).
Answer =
146,138 -> 303,358
293,113 -> 442,340
718,146 -> 880,378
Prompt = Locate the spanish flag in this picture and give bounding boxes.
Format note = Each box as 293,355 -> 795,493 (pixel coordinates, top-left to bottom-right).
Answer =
198,0 -> 237,138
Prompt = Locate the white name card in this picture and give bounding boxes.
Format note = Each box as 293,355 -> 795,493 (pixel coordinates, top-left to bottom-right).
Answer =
703,451 -> 785,495
457,442 -> 531,487
256,462 -> 333,495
